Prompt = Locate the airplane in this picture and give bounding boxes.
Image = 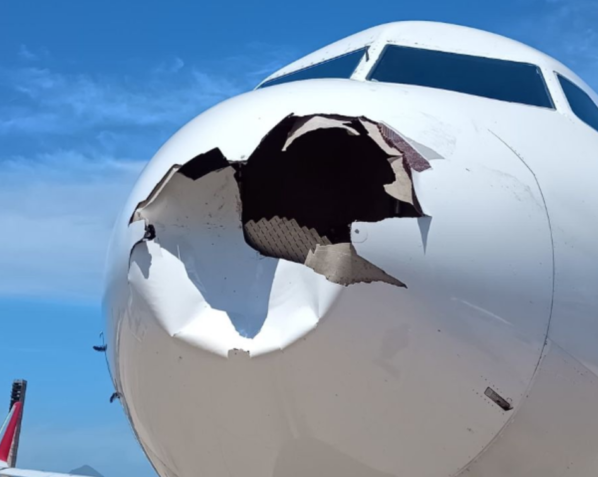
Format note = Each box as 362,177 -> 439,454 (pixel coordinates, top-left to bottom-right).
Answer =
102,21 -> 598,477
0,381 -> 87,477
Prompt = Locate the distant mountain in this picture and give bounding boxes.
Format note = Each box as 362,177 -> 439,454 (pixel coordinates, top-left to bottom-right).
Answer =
69,465 -> 105,477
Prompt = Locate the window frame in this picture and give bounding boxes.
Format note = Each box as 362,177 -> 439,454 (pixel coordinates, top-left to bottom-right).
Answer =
257,47 -> 369,89
366,44 -> 555,109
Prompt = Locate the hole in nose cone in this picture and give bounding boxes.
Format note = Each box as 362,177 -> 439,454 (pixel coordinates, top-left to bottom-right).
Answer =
241,117 -> 419,244
238,114 -> 427,287
130,154 -> 277,339
226,311 -> 269,339
129,114 -> 430,340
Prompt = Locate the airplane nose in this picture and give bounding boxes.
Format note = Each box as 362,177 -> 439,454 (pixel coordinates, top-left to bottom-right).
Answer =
127,113 -> 430,355
113,82 -> 555,477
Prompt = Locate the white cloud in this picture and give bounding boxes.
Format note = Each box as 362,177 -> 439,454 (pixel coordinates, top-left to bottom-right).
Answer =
0,45 -> 297,300
0,151 -> 144,300
153,56 -> 185,74
18,45 -> 38,61
0,46 -> 295,138
0,66 -> 240,135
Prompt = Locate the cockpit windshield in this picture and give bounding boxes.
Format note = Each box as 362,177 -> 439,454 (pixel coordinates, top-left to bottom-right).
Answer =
558,74 -> 598,134
258,48 -> 367,89
368,45 -> 554,108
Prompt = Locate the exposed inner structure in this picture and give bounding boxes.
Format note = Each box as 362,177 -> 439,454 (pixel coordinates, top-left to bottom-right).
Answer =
240,115 -> 422,244
131,114 -> 431,295
236,114 -> 431,287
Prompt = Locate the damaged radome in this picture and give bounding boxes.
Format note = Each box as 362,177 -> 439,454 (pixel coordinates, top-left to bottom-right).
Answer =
130,113 -> 431,288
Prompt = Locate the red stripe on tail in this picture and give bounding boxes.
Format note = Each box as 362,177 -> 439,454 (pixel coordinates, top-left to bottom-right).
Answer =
0,402 -> 22,463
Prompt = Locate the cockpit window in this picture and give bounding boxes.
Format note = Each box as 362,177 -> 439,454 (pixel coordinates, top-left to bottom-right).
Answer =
258,48 -> 367,89
558,74 -> 598,134
368,45 -> 554,108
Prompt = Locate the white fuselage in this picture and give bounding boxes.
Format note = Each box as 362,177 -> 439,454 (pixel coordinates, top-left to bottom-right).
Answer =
103,22 -> 598,477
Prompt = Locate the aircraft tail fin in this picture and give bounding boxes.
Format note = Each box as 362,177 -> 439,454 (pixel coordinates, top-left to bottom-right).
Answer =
0,380 -> 88,477
0,380 -> 27,468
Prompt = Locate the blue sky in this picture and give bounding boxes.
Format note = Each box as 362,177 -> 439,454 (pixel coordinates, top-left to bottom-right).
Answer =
0,1 -> 596,476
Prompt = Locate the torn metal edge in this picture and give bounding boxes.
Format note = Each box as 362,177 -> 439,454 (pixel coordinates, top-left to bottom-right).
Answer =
129,165 -> 180,225
378,121 -> 432,172
129,148 -> 232,225
305,243 -> 406,288
124,112 -> 434,349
